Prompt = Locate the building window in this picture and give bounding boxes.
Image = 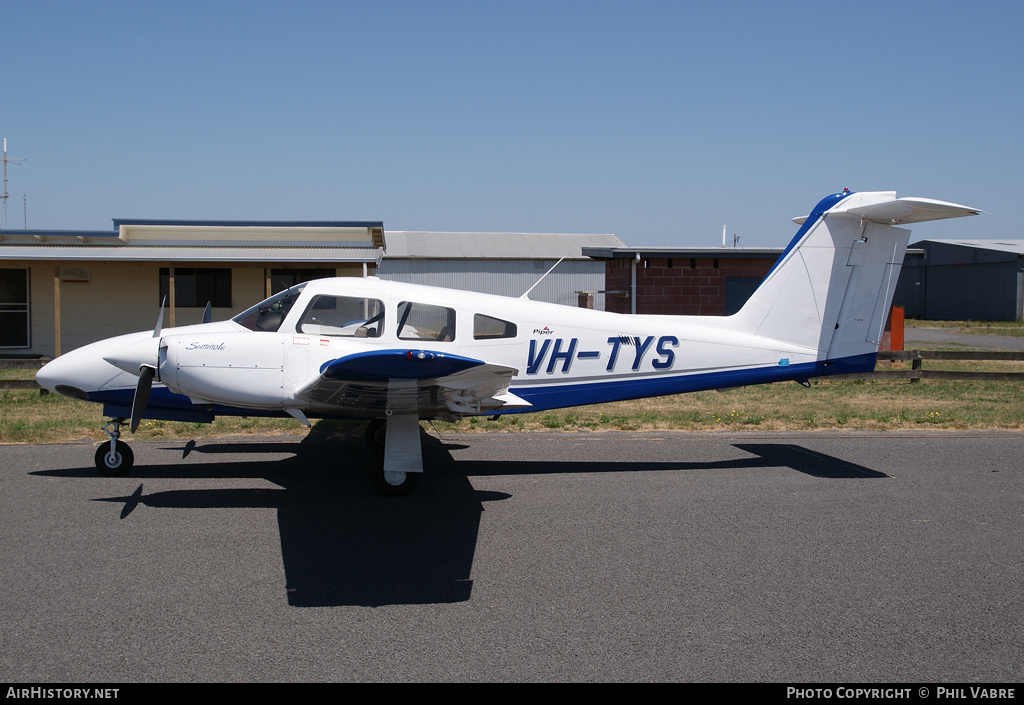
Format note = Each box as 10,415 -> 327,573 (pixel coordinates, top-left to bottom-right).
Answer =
0,268 -> 29,348
270,269 -> 336,295
159,268 -> 232,308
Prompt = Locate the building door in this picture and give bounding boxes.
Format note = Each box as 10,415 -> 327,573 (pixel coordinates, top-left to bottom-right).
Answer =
0,268 -> 29,348
724,277 -> 762,315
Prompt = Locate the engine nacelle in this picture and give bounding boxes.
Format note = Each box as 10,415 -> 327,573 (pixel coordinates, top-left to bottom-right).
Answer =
161,332 -> 287,407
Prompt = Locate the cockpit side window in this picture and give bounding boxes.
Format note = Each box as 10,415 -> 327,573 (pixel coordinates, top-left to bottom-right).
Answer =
233,284 -> 307,332
397,301 -> 456,341
473,314 -> 517,340
297,295 -> 385,337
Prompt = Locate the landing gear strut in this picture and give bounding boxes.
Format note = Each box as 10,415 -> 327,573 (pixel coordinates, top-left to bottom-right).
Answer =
95,419 -> 134,476
364,415 -> 423,496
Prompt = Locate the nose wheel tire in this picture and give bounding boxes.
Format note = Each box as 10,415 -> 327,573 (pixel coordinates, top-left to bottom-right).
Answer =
95,440 -> 134,476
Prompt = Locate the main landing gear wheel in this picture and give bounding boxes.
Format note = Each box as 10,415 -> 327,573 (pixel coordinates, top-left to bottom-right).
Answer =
365,419 -> 386,453
370,468 -> 421,496
94,440 -> 134,476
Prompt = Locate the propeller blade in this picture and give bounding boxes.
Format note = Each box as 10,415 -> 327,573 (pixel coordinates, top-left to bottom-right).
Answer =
129,365 -> 155,433
153,297 -> 166,338
202,301 -> 212,324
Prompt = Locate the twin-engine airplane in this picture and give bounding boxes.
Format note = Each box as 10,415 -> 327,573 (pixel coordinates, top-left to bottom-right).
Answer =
36,190 -> 980,494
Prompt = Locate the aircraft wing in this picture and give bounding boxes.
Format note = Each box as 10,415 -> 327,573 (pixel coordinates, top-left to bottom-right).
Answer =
294,349 -> 527,417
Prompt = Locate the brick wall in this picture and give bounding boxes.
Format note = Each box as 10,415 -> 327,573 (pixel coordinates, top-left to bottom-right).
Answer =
604,256 -> 777,315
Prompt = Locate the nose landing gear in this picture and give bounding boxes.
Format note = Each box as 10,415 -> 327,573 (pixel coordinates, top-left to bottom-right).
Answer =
95,419 -> 134,476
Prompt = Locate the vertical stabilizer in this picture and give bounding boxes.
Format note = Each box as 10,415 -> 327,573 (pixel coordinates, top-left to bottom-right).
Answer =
732,190 -> 979,366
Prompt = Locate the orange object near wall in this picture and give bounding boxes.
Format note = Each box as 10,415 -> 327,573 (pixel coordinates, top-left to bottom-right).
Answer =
885,306 -> 905,351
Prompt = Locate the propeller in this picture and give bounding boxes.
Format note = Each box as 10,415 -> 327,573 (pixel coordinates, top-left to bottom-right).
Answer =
202,301 -> 212,324
153,296 -> 165,338
129,365 -> 155,433
129,298 -> 165,433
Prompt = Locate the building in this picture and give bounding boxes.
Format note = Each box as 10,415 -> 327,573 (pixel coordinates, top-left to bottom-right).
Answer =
378,231 -> 622,309
893,239 -> 1024,321
587,239 -> 1023,323
0,220 -> 621,358
0,220 -> 384,356
580,246 -> 784,315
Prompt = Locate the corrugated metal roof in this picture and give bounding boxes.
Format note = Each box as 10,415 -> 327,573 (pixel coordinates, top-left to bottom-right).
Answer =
112,218 -> 383,229
0,245 -> 383,264
384,231 -> 624,259
0,222 -> 383,248
0,229 -> 119,240
913,239 -> 1024,255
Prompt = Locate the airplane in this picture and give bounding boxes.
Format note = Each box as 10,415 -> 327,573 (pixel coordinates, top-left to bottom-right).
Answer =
35,190 -> 980,495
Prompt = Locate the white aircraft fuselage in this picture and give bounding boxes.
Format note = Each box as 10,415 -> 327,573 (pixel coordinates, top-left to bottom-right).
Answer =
38,276 -> 841,420
36,190 -> 981,493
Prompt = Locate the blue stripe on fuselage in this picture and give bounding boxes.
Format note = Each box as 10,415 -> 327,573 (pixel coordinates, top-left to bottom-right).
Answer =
501,352 -> 877,413
88,352 -> 877,421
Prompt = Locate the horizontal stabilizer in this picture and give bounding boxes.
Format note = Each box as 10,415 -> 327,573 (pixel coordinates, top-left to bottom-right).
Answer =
793,193 -> 981,226
842,197 -> 981,224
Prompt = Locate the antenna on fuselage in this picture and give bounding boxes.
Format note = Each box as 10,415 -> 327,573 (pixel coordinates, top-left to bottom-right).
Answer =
519,257 -> 564,300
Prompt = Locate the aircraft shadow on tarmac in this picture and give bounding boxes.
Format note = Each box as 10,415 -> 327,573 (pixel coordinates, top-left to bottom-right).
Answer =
36,429 -> 886,608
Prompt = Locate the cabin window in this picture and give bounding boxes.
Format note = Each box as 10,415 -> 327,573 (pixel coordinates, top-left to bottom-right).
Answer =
397,301 -> 456,341
233,284 -> 306,332
0,268 -> 29,348
159,268 -> 232,308
297,295 -> 385,337
473,314 -> 517,340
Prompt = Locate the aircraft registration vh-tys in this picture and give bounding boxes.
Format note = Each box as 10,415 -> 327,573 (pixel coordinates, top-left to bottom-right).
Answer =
36,190 -> 980,495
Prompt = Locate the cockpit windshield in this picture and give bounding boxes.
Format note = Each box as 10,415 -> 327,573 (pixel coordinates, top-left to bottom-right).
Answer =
232,284 -> 307,332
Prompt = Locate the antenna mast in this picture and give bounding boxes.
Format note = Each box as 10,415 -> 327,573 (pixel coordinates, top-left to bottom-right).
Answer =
2,139 -> 27,229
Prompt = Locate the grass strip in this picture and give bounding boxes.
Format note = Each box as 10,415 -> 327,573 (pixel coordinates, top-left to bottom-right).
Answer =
3,368 -> 1023,444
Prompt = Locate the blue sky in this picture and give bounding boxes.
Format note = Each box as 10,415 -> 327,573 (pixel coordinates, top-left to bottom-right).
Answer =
2,0 -> 1021,247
